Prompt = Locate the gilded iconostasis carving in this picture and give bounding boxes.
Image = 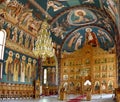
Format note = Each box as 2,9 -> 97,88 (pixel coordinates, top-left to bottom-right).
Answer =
60,45 -> 117,94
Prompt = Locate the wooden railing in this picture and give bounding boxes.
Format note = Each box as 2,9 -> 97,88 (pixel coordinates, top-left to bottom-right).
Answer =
0,83 -> 59,99
0,82 -> 34,99
42,86 -> 58,96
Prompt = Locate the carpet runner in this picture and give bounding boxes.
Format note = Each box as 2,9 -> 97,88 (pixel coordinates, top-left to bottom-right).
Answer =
67,95 -> 86,102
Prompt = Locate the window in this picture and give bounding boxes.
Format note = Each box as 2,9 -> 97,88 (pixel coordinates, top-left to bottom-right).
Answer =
44,69 -> 47,84
0,29 -> 6,60
0,29 -> 6,79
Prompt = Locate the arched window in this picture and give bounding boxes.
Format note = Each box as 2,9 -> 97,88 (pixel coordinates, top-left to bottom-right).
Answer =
0,29 -> 6,79
44,69 -> 47,84
0,29 -> 6,60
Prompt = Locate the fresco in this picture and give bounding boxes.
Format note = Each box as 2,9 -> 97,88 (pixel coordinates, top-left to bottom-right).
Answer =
47,0 -> 65,12
0,1 -> 42,36
62,26 -> 114,52
50,8 -> 97,41
50,6 -> 116,50
67,9 -> 97,26
102,0 -> 119,25
0,19 -> 36,52
45,0 -> 102,17
0,48 -> 38,84
103,0 -> 118,17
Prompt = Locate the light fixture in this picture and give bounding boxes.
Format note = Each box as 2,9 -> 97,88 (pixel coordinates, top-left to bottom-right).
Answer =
33,20 -> 55,60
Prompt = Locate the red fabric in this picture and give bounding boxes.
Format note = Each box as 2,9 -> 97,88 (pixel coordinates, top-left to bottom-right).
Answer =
67,95 -> 86,102
86,32 -> 99,47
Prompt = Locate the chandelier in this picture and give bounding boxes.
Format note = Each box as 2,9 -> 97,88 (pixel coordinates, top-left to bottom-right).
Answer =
33,20 -> 55,60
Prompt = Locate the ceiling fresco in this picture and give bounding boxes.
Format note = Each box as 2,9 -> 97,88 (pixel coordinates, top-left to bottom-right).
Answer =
46,0 -> 102,17
67,9 -> 97,26
49,7 -> 116,46
62,26 -> 114,52
102,0 -> 119,21
2,0 -> 119,53
17,0 -> 119,53
18,0 -> 118,21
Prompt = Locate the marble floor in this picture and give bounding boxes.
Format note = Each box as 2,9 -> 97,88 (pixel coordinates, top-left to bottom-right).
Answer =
0,94 -> 115,102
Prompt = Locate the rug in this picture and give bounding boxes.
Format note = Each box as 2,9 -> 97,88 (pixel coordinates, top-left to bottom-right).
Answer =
67,95 -> 86,102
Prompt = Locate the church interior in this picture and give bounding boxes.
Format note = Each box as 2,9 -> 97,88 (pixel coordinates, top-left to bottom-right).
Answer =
0,0 -> 120,102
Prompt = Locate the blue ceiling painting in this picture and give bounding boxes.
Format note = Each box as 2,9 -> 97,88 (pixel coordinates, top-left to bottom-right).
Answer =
67,9 -> 97,26
46,0 -> 101,17
17,0 -> 119,53
49,8 -> 98,44
18,0 -> 102,18
62,26 -> 114,52
102,0 -> 119,18
49,6 -> 116,49
102,0 -> 119,28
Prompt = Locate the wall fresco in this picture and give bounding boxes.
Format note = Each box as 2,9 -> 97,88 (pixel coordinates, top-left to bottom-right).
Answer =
1,49 -> 38,84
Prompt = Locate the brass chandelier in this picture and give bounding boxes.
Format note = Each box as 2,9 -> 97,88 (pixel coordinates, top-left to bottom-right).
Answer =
33,20 -> 55,60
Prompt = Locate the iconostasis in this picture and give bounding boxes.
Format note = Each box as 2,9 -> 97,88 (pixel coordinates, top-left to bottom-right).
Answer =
60,45 -> 117,94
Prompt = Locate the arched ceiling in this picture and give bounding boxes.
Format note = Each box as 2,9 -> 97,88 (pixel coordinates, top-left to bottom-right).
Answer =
18,0 -> 119,53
